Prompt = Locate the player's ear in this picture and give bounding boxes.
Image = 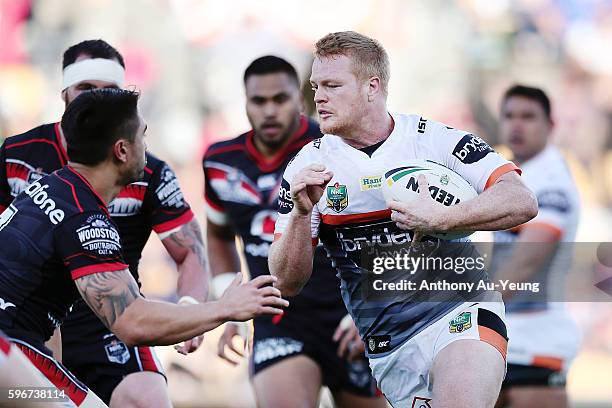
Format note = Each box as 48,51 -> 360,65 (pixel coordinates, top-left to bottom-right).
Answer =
367,76 -> 381,101
113,139 -> 129,163
61,89 -> 68,104
298,92 -> 305,114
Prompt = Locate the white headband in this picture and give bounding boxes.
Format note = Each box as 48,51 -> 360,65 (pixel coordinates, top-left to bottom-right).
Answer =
62,58 -> 125,89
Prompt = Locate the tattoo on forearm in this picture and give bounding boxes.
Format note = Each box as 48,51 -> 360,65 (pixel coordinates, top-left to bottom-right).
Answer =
75,270 -> 140,328
169,219 -> 208,268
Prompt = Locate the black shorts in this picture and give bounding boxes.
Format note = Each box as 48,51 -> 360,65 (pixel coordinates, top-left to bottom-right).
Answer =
9,337 -> 91,406
503,363 -> 567,388
61,300 -> 166,404
250,306 -> 380,397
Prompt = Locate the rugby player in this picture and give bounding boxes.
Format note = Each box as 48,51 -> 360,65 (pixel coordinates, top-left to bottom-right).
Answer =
0,89 -> 288,407
269,31 -> 538,407
493,85 -> 580,408
204,56 -> 384,408
0,40 -> 207,407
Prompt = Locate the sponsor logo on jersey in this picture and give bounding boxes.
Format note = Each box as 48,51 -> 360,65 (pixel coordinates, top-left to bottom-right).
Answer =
253,337 -> 303,364
338,227 -> 413,252
312,138 -> 321,149
278,178 -> 293,215
77,214 -> 121,255
449,311 -> 472,333
452,134 -> 493,164
327,182 -> 348,213
366,335 -> 391,354
360,175 -> 382,191
0,297 -> 15,311
155,166 -> 185,208
417,117 -> 427,134
104,338 -> 131,364
24,181 -> 65,225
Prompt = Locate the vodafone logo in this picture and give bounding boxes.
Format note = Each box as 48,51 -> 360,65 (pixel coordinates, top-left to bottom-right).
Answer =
250,210 -> 278,242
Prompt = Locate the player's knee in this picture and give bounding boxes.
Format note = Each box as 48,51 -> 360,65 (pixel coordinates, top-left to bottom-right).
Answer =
110,372 -> 170,408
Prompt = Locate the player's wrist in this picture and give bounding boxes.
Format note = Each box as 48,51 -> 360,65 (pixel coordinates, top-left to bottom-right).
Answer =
290,206 -> 312,218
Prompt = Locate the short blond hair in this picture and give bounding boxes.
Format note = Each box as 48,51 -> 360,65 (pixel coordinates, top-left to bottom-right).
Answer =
315,31 -> 390,95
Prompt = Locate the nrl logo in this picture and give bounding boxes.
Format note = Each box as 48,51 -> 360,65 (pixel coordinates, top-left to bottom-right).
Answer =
326,182 -> 348,213
368,338 -> 376,352
449,311 -> 472,333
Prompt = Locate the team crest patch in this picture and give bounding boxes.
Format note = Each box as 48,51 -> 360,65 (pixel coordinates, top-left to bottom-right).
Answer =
368,338 -> 375,352
104,339 -> 130,364
327,182 -> 348,213
449,311 -> 472,333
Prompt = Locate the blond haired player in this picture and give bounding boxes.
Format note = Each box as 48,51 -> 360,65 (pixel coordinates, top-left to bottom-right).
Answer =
269,31 -> 538,408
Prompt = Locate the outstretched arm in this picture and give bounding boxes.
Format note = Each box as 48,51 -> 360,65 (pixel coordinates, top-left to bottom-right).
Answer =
75,269 -> 288,346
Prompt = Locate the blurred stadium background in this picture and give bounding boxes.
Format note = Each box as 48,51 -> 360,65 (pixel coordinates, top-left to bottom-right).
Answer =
1,0 -> 611,406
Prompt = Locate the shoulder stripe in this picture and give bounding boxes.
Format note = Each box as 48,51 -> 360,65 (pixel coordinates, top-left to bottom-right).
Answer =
5,138 -> 66,166
321,209 -> 391,225
56,174 -> 83,213
71,262 -> 129,280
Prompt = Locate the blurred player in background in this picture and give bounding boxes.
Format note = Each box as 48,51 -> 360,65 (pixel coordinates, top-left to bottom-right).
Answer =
493,85 -> 581,408
203,56 -> 384,408
0,39 -> 208,407
0,88 -> 288,407
270,31 -> 538,407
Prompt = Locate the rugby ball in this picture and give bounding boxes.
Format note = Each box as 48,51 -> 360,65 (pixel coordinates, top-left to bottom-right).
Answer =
382,159 -> 477,240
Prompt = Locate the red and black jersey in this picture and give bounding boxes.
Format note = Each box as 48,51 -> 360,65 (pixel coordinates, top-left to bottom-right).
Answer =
203,116 -> 343,309
0,166 -> 127,346
0,123 -> 194,279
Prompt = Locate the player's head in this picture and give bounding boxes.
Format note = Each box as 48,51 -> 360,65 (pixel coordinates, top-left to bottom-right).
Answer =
61,88 -> 146,185
244,56 -> 303,150
500,85 -> 553,162
61,39 -> 126,107
311,31 -> 389,137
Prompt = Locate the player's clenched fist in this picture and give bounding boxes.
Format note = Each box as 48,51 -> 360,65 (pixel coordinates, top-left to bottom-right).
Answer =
218,273 -> 289,321
291,163 -> 333,215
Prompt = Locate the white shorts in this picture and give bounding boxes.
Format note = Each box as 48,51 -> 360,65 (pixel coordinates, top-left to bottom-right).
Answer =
506,309 -> 581,371
368,301 -> 507,407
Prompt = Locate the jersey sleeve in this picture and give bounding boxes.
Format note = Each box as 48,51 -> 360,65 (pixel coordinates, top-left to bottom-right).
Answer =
146,162 -> 194,239
54,211 -> 128,280
524,185 -> 573,238
274,144 -> 321,243
202,155 -> 229,226
429,122 -> 520,193
0,143 -> 12,213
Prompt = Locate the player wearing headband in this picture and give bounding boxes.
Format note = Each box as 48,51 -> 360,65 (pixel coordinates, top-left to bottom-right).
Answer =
0,40 -> 207,407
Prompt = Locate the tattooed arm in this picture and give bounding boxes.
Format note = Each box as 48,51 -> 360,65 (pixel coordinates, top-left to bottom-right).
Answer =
74,269 -> 288,347
161,218 -> 209,302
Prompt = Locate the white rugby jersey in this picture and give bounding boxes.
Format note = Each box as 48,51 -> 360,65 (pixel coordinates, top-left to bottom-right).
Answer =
274,113 -> 520,356
493,145 -> 580,312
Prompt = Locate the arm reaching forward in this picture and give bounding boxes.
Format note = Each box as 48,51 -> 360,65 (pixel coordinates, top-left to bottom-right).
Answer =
75,269 -> 288,346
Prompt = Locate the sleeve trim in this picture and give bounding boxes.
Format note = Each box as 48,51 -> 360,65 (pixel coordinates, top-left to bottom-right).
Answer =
205,200 -> 228,226
513,221 -> 563,241
152,210 -> 194,234
71,262 -> 129,280
484,163 -> 522,190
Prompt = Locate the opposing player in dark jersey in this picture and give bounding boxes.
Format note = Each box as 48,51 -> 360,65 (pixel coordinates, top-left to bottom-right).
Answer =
203,56 -> 384,408
0,88 -> 288,407
0,40 -> 206,407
